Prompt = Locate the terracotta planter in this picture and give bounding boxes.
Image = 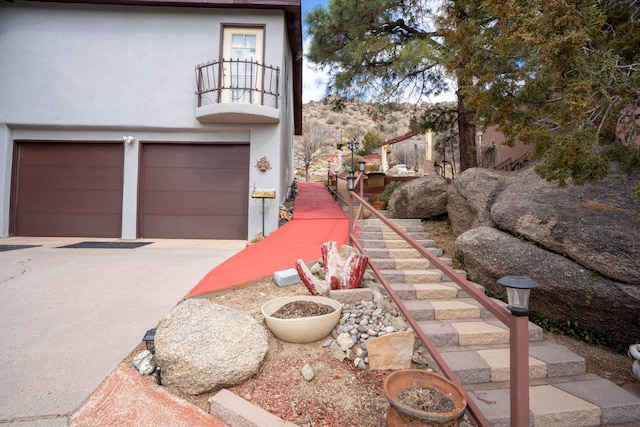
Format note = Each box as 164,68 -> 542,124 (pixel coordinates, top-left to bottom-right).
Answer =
384,369 -> 467,427
261,296 -> 342,343
373,200 -> 387,210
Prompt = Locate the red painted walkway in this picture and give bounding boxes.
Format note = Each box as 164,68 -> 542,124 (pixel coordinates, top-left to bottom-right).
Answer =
188,182 -> 349,296
71,182 -> 349,426
70,364 -> 224,427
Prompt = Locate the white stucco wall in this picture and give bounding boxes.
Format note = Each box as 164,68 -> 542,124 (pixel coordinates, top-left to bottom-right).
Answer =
0,1 -> 293,239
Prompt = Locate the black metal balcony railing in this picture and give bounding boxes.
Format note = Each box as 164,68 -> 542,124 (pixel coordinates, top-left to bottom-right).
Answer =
195,59 -> 280,109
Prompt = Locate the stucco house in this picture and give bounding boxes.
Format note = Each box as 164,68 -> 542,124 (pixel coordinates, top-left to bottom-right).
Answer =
0,0 -> 302,240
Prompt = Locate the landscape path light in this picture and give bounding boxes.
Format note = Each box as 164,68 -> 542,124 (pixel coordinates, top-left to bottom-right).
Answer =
346,172 -> 357,191
142,328 -> 156,354
497,275 -> 539,316
358,160 -> 366,173
497,275 -> 538,427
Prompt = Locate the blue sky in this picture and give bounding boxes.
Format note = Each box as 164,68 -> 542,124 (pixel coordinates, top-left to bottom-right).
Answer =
301,0 -> 330,102
300,0 -> 456,104
302,0 -> 327,20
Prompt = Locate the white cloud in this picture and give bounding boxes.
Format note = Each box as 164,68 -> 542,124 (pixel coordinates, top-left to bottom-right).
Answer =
302,38 -> 330,103
301,36 -> 458,105
426,86 -> 457,104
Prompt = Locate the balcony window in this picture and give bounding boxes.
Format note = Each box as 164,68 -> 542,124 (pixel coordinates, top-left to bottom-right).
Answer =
195,25 -> 280,124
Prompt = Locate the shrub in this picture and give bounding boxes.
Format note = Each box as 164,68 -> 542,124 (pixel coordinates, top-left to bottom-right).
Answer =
341,155 -> 364,172
379,181 -> 400,202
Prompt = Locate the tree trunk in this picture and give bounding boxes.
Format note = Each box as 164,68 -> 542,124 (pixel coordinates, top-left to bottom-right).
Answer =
457,77 -> 478,172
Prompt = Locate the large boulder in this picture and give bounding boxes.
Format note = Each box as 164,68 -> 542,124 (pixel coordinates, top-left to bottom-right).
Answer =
446,168 -> 513,235
455,227 -> 640,346
388,176 -> 448,219
155,298 -> 268,395
491,167 -> 640,285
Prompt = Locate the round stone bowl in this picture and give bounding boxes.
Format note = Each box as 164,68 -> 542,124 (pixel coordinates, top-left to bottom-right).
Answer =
261,295 -> 342,343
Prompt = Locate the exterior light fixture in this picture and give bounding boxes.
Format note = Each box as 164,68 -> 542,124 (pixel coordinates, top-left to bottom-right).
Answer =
346,172 -> 357,191
497,276 -> 539,316
347,140 -> 360,172
358,160 -> 366,172
143,328 -> 157,354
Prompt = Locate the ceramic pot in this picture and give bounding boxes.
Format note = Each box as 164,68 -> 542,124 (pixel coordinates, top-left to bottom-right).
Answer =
373,200 -> 387,210
384,369 -> 467,427
261,295 -> 341,343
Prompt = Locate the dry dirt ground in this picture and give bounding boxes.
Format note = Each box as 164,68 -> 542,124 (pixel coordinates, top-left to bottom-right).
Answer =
129,219 -> 636,426
175,279 -> 391,426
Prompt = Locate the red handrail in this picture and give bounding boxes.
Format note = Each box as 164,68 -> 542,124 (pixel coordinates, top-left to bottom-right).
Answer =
344,175 -> 530,427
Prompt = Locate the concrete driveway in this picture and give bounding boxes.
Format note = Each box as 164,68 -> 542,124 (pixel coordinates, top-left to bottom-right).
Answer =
0,237 -> 246,426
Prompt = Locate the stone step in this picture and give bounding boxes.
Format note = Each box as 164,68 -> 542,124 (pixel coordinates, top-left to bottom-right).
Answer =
432,340 -> 587,386
465,377 -> 640,427
402,298 -> 500,321
358,225 -> 425,234
370,257 -> 453,270
357,230 -> 431,241
403,299 -> 487,321
364,247 -> 444,258
360,238 -> 436,249
416,319 -> 543,347
442,269 -> 468,282
445,281 -> 485,298
382,281 -> 486,301
371,257 -> 432,270
358,218 -> 423,228
378,268 -> 443,284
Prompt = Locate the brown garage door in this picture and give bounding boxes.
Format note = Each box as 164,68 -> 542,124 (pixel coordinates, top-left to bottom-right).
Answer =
139,143 -> 249,239
11,142 -> 124,237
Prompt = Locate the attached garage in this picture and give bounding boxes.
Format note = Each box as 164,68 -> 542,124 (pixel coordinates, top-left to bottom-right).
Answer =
139,143 -> 249,239
11,142 -> 124,237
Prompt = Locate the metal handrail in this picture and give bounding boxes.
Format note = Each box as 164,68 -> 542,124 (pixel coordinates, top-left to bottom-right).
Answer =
495,156 -> 530,171
346,180 -> 530,427
195,58 -> 280,108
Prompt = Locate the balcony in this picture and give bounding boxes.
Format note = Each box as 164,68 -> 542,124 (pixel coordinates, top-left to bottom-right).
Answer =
195,59 -> 280,124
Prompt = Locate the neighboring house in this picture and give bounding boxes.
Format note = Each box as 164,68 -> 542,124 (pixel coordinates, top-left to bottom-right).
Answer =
476,126 -> 533,171
0,0 -> 302,240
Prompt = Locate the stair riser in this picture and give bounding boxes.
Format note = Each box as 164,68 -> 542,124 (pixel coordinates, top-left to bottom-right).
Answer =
380,270 -> 443,283
358,225 -> 424,234
425,330 -> 511,347
371,259 -> 432,270
407,308 -> 482,321
358,219 -> 423,227
365,248 -> 444,258
360,240 -> 435,249
358,231 -> 431,240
